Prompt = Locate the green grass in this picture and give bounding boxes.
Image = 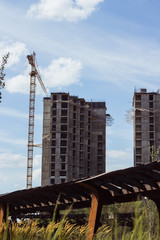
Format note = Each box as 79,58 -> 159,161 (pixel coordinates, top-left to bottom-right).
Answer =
0,200 -> 159,240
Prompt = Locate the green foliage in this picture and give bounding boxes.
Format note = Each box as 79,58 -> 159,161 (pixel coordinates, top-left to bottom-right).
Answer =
100,200 -> 159,240
0,52 -> 9,102
0,200 -> 159,240
149,145 -> 160,162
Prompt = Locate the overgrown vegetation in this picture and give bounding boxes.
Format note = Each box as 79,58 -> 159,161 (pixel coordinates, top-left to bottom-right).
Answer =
149,145 -> 160,162
0,200 -> 159,240
100,200 -> 159,240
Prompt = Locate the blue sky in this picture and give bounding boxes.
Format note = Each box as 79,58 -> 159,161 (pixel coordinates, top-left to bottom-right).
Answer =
1,0 -> 160,193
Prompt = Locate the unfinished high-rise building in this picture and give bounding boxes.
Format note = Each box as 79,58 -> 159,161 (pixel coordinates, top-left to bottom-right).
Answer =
133,88 -> 160,166
42,92 -> 106,186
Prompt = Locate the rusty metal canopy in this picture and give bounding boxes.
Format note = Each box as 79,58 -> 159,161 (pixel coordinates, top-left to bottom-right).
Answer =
1,161 -> 160,217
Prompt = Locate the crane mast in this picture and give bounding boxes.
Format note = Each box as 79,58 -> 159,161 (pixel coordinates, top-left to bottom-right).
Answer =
26,52 -> 47,189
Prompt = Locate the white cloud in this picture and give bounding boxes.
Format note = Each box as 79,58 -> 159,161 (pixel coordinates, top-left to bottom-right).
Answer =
33,154 -> 41,168
0,135 -> 27,146
0,152 -> 26,168
42,58 -> 82,89
32,155 -> 41,186
0,107 -> 42,121
27,0 -> 104,21
0,170 -> 26,193
0,40 -> 28,67
33,168 -> 41,181
6,74 -> 29,94
32,168 -> 41,187
0,107 -> 27,118
107,150 -> 132,160
106,149 -> 133,172
0,151 -> 41,169
0,129 -> 27,147
6,57 -> 82,94
107,127 -> 133,141
0,152 -> 41,192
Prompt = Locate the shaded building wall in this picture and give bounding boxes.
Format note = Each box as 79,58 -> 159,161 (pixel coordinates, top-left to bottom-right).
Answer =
42,93 -> 106,186
133,89 -> 160,166
90,103 -> 106,175
41,98 -> 51,186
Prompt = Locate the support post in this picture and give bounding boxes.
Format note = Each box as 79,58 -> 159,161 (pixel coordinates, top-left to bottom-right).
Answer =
79,183 -> 102,240
0,203 -> 4,226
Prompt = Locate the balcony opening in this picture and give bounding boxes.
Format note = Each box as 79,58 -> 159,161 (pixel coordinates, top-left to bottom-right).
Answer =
80,108 -> 84,114
52,132 -> 56,138
80,122 -> 84,128
136,132 -> 142,139
80,144 -> 83,150
150,132 -> 154,139
136,117 -> 141,123
51,148 -> 55,154
136,125 -> 141,131
61,179 -> 65,183
52,140 -> 56,146
98,149 -> 103,155
61,102 -> 68,108
51,178 -> 55,184
52,125 -> 56,131
51,163 -> 55,170
149,125 -> 154,131
136,148 -> 142,154
52,110 -> 56,116
136,140 -> 141,147
61,132 -> 67,139
61,140 -> 67,146
60,155 -> 66,162
61,117 -> 67,123
61,125 -> 67,131
52,103 -> 56,108
149,117 -> 154,124
98,135 -> 102,141
60,171 -> 66,176
135,102 -> 141,108
61,110 -> 67,116
52,117 -> 56,123
136,156 -> 142,162
135,94 -> 141,101
98,142 -> 102,148
149,102 -> 153,108
51,156 -> 55,162
60,148 -> 66,154
51,171 -> 55,176
61,163 -> 66,170
62,94 -> 68,101
52,95 -> 57,100
73,113 -> 76,119
149,95 -> 153,101
136,110 -> 141,116
150,140 -> 154,146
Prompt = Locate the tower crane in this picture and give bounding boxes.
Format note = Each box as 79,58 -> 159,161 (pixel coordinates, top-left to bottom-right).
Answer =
26,52 -> 47,189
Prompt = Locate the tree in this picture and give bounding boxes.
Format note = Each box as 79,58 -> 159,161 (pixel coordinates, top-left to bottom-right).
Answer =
125,108 -> 134,124
0,52 -> 10,102
106,114 -> 114,126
